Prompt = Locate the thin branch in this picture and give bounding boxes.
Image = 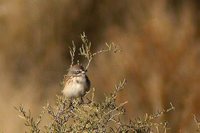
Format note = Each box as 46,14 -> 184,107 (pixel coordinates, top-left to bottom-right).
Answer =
79,32 -> 120,70
104,101 -> 128,116
115,79 -> 127,92
69,41 -> 76,67
194,115 -> 200,131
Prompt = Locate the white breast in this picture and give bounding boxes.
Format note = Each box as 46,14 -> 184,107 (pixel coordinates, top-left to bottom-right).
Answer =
62,76 -> 87,98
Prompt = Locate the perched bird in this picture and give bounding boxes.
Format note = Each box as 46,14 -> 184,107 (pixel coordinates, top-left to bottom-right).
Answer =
62,64 -> 90,99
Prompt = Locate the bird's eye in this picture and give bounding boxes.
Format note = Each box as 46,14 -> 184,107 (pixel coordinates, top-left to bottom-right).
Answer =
76,70 -> 81,73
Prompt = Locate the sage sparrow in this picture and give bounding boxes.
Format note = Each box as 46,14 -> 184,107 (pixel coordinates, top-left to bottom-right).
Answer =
62,64 -> 90,98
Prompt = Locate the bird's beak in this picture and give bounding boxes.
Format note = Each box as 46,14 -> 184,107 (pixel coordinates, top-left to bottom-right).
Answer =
81,71 -> 86,74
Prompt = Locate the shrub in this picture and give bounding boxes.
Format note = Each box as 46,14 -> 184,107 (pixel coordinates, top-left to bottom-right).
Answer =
16,33 -> 175,133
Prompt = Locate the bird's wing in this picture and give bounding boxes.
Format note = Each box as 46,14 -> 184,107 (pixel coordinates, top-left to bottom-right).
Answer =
62,75 -> 71,87
85,76 -> 91,92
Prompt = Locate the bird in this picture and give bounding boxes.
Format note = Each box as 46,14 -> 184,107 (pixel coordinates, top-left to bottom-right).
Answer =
62,64 -> 90,99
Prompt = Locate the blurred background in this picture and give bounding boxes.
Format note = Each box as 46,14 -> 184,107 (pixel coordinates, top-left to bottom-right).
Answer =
0,0 -> 200,132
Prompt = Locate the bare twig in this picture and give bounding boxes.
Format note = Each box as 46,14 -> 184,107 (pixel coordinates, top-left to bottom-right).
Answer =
69,42 -> 76,67
115,79 -> 127,92
104,101 -> 128,117
79,32 -> 119,70
194,115 -> 200,131
15,105 -> 41,133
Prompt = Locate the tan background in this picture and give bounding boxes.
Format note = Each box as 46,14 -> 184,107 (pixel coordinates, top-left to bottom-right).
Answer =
0,0 -> 200,132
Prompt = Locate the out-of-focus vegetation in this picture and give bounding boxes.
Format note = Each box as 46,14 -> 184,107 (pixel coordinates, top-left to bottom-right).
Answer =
0,0 -> 200,132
